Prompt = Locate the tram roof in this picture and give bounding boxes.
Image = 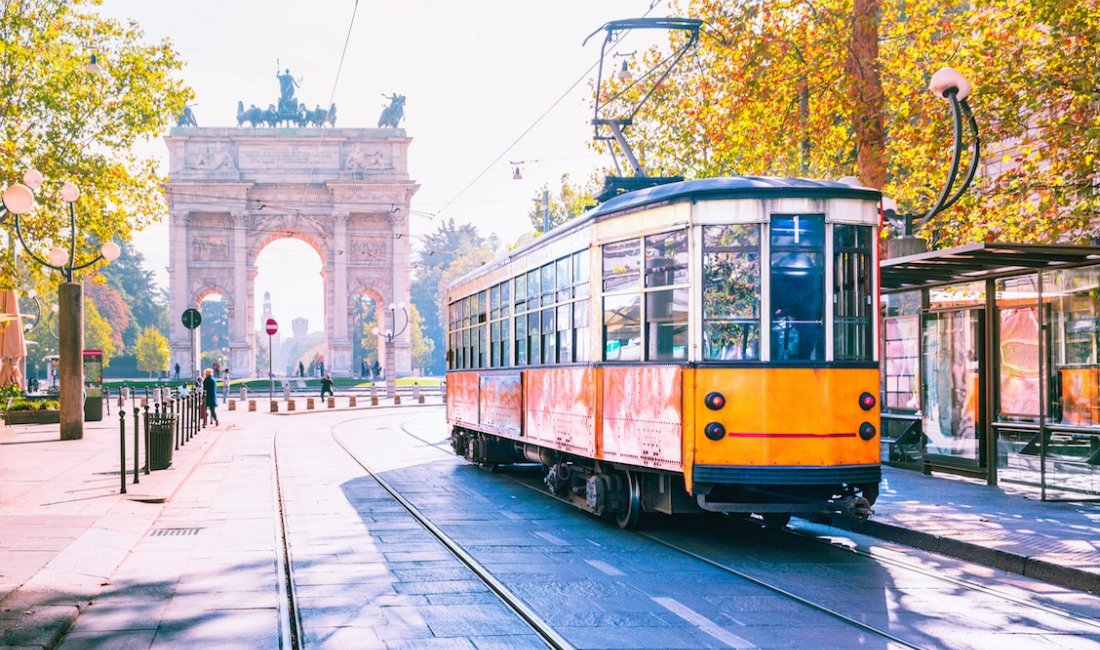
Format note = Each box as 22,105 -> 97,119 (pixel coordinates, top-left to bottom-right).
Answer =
591,176 -> 881,218
881,242 -> 1100,291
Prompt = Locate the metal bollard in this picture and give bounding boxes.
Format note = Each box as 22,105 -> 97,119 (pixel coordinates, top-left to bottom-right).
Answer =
142,403 -> 150,477
240,386 -> 248,401
174,397 -> 181,450
414,383 -> 422,404
132,407 -> 140,484
283,385 -> 290,401
119,410 -> 127,495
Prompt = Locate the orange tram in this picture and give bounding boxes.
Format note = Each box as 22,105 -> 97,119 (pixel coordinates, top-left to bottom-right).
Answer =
445,177 -> 882,528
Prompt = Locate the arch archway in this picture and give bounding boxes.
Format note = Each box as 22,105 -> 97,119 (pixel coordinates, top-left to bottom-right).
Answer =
165,127 -> 418,380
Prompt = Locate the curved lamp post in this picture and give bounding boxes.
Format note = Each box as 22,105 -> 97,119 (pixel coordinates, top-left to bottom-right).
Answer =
883,67 -> 981,258
372,302 -> 408,397
2,169 -> 121,440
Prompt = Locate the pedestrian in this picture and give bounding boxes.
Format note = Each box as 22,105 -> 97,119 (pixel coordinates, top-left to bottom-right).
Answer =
320,373 -> 334,398
223,366 -> 231,400
174,362 -> 180,380
213,361 -> 220,376
299,361 -> 305,377
202,368 -> 219,426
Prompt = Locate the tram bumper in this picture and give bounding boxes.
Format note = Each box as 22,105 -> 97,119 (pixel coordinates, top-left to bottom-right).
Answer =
692,464 -> 880,521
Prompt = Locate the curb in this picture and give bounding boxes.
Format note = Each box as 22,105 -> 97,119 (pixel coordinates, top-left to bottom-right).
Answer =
833,518 -> 1099,594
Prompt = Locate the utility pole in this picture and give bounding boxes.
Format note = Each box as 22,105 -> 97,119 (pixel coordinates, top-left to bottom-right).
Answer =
542,189 -> 550,233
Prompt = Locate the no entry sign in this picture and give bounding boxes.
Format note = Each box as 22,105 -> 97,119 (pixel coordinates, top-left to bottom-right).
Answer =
265,318 -> 278,336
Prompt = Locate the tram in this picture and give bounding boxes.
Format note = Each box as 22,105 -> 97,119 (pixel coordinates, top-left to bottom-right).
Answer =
444,177 -> 882,528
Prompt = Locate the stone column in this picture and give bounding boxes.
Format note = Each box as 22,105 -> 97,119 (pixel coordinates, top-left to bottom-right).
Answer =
229,211 -> 252,375
389,208 -> 412,377
168,210 -> 191,377
328,212 -> 352,375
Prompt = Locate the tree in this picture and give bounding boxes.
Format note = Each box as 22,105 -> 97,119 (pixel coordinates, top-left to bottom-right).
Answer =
0,0 -> 191,287
100,241 -> 168,348
198,298 -> 229,363
620,0 -> 1100,246
84,279 -> 130,352
407,304 -> 435,373
83,299 -> 116,366
134,326 -> 169,377
525,173 -> 600,233
411,218 -> 498,374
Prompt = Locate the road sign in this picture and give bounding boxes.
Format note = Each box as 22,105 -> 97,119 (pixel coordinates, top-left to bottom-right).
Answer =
182,308 -> 202,330
265,318 -> 278,336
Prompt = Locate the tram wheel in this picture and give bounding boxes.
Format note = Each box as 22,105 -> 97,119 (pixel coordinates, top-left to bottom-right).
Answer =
761,513 -> 792,530
615,471 -> 642,530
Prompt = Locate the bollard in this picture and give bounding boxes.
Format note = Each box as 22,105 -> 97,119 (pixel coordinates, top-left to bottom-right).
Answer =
394,395 -> 402,405
132,407 -> 140,483
240,386 -> 248,401
228,399 -> 236,411
414,383 -> 421,402
287,399 -> 296,412
283,385 -> 290,401
349,396 -> 357,407
143,404 -> 151,475
141,397 -> 147,408
306,398 -> 314,410
327,397 -> 335,409
173,397 -> 180,451
249,399 -> 256,412
270,400 -> 279,413
119,410 -> 127,495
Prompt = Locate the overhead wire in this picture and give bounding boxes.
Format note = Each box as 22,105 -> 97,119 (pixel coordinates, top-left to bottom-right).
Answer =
433,0 -> 665,219
327,0 -> 361,113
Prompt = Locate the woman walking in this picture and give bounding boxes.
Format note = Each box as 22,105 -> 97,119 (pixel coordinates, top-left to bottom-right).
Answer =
203,368 -> 220,426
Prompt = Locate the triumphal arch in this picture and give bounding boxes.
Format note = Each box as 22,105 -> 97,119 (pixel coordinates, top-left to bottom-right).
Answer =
164,125 -> 417,379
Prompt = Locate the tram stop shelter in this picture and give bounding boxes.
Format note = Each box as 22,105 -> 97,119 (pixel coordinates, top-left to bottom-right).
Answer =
880,242 -> 1100,501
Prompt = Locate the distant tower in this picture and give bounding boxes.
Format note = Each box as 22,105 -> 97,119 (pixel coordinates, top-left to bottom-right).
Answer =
262,291 -> 273,322
292,317 -> 308,339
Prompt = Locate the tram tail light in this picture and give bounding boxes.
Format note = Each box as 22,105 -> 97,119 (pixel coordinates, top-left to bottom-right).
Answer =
704,422 -> 726,441
859,392 -> 876,411
704,391 -> 726,410
859,422 -> 877,441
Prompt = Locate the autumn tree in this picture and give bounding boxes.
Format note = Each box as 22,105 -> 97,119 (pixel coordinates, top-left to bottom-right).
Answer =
620,0 -> 1099,246
134,326 -> 169,378
526,173 -> 600,233
407,304 -> 435,373
83,300 -> 116,366
0,0 -> 191,287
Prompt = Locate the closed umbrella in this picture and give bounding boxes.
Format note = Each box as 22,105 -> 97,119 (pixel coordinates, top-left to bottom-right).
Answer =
0,289 -> 27,390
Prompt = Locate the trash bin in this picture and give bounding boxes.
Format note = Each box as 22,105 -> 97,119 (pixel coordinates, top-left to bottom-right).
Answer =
149,414 -> 175,470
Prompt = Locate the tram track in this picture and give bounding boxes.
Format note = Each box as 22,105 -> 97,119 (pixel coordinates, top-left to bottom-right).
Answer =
272,413 -> 573,650
390,410 -> 1100,648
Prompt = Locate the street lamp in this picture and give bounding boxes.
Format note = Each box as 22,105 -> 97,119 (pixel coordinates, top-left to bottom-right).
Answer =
372,302 -> 408,397
1,170 -> 121,440
509,160 -> 551,233
882,67 -> 980,258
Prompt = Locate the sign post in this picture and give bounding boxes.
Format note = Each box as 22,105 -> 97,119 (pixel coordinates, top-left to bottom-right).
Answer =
265,318 -> 278,404
181,308 -> 202,388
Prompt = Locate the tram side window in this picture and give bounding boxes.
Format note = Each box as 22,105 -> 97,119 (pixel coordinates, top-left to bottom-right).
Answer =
556,257 -> 571,302
542,308 -> 556,363
528,311 -> 541,365
557,303 -> 572,363
834,224 -> 874,361
574,299 -> 590,362
702,224 -> 760,361
500,317 -> 511,367
645,230 -> 689,360
770,215 -> 824,361
604,293 -> 641,361
515,316 -> 527,366
573,249 -> 590,298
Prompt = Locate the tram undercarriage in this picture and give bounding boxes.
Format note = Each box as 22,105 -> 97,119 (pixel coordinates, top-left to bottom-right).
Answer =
451,427 -> 877,530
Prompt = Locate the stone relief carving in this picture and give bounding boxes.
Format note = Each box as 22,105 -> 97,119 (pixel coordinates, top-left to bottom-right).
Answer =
346,144 -> 386,170
191,144 -> 236,170
192,236 -> 231,261
349,237 -> 387,262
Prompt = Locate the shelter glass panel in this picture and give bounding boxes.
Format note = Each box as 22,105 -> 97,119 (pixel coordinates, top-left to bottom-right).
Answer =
881,291 -> 921,412
922,309 -> 982,462
996,275 -> 1040,421
1044,267 -> 1100,429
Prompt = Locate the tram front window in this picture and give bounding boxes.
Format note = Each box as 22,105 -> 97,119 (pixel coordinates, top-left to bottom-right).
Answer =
770,215 -> 824,361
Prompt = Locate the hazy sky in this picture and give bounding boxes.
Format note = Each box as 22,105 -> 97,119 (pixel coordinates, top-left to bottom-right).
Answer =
100,0 -> 669,330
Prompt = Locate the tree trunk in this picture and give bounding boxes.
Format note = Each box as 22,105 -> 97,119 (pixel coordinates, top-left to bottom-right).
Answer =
846,0 -> 886,189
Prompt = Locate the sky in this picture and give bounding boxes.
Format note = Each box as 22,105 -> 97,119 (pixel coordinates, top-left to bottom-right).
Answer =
100,0 -> 671,331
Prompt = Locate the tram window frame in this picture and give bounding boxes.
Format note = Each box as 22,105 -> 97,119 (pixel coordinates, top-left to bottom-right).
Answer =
574,299 -> 590,362
769,214 -> 825,362
603,239 -> 640,292
644,230 -> 690,360
556,256 -> 572,301
702,224 -> 761,362
574,249 -> 590,298
515,315 -> 528,366
541,263 -> 555,307
500,316 -> 511,367
833,224 -> 874,361
557,303 -> 573,363
604,292 -> 642,361
542,307 -> 556,363
528,311 -> 541,365
527,270 -> 540,312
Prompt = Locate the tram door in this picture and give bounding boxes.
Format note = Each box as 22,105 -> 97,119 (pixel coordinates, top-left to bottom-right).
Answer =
922,308 -> 987,469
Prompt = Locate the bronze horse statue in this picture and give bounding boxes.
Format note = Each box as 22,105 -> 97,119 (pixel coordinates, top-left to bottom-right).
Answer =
377,94 -> 405,128
305,103 -> 336,127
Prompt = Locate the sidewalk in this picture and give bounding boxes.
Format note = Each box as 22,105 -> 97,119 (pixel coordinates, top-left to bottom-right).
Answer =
837,465 -> 1100,593
2,407 -> 1097,647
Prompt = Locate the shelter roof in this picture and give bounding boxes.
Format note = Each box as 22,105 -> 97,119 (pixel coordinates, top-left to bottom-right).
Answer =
881,242 -> 1100,292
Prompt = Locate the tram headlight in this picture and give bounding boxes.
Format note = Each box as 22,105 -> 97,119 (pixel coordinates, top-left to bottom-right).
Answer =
859,392 -> 876,411
704,422 -> 726,441
859,422 -> 877,441
704,391 -> 726,410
